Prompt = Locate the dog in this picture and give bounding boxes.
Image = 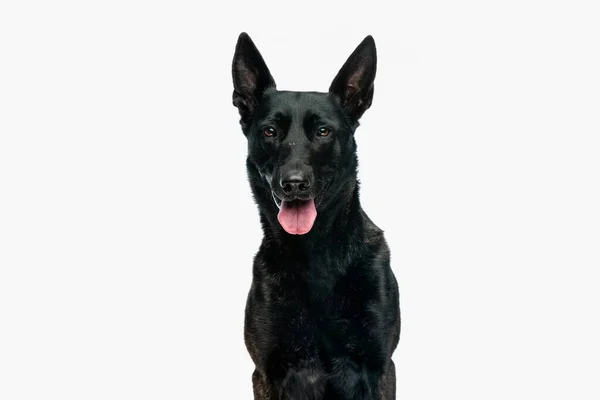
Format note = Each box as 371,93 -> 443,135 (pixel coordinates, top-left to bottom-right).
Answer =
231,32 -> 400,399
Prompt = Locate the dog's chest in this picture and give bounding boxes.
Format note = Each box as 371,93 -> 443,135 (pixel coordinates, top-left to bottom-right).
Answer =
252,257 -> 374,363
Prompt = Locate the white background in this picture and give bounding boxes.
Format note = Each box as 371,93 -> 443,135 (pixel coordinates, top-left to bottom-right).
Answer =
1,0 -> 599,399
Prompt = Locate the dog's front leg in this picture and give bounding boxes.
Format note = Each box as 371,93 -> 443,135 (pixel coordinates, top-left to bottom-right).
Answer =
252,369 -> 278,400
278,367 -> 326,400
327,360 -> 388,400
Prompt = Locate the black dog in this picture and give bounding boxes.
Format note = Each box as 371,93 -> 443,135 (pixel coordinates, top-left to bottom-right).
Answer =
231,33 -> 400,399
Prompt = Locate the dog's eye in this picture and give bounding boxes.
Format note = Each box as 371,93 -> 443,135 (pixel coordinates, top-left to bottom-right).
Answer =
264,127 -> 277,137
317,127 -> 331,137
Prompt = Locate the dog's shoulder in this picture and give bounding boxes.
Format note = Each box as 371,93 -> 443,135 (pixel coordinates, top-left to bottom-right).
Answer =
360,209 -> 386,245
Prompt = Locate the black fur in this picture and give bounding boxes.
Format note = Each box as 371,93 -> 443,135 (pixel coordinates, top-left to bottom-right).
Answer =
232,32 -> 400,399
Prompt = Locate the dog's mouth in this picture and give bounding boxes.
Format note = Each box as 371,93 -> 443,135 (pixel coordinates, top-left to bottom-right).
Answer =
271,193 -> 317,235
271,180 -> 333,235
272,192 -> 283,209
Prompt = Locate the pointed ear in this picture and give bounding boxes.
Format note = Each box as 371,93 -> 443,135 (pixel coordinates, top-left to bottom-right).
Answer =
232,33 -> 276,124
329,36 -> 377,121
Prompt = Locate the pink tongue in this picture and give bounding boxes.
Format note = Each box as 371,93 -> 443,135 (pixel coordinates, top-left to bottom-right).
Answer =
277,199 -> 317,235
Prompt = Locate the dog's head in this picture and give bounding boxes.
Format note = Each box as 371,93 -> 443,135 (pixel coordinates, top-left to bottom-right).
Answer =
232,33 -> 376,235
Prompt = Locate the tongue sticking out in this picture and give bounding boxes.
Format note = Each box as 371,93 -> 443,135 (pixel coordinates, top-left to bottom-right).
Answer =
277,199 -> 317,235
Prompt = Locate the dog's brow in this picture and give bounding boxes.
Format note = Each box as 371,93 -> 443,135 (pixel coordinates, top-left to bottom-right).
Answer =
259,112 -> 291,129
305,112 -> 338,129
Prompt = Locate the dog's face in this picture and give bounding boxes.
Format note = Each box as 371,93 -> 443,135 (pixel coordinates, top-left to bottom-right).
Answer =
232,33 -> 376,235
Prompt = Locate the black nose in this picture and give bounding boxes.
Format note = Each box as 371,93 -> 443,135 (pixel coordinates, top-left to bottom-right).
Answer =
280,172 -> 311,196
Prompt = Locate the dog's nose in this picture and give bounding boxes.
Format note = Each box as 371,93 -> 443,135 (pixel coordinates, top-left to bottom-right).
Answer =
280,172 -> 310,195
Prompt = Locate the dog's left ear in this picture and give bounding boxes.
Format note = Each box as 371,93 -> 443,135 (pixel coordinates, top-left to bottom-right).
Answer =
232,33 -> 276,126
329,36 -> 377,121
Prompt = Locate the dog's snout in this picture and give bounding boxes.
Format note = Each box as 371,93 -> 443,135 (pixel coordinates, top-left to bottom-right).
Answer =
280,171 -> 311,195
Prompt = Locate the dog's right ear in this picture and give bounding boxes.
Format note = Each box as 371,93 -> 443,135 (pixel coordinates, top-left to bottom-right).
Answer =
232,33 -> 276,126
